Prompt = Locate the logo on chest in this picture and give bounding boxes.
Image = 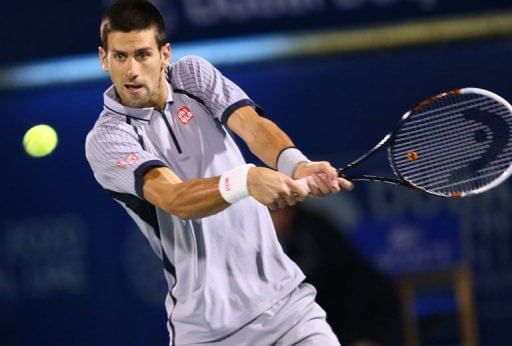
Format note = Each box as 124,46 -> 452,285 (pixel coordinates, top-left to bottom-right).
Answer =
177,105 -> 193,125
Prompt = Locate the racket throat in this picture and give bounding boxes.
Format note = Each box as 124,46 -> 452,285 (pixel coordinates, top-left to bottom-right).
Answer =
339,172 -> 407,186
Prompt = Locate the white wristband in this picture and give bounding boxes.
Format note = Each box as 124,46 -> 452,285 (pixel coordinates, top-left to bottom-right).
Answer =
219,164 -> 255,204
276,147 -> 310,177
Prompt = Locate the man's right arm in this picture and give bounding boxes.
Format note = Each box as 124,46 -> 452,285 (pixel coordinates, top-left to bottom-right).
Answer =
142,166 -> 228,219
142,166 -> 309,219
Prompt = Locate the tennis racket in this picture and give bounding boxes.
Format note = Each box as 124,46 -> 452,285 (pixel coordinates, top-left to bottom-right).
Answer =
338,87 -> 512,198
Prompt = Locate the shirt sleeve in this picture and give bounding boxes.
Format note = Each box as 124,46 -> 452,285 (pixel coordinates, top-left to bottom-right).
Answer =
170,55 -> 263,124
85,117 -> 167,199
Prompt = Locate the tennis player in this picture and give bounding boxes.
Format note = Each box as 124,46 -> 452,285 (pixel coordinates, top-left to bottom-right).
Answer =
86,0 -> 353,344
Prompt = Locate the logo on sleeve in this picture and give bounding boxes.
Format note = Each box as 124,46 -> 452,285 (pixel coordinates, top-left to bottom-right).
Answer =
116,153 -> 139,168
177,105 -> 193,125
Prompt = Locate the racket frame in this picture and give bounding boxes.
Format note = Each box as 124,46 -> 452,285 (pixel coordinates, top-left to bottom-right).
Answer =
338,87 -> 512,197
454,88 -> 512,196
338,111 -> 415,188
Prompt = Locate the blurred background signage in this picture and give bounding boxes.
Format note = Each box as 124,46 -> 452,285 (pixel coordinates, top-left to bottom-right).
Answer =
1,0 -> 511,64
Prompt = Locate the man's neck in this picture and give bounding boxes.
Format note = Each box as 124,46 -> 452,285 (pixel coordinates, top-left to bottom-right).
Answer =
153,74 -> 168,111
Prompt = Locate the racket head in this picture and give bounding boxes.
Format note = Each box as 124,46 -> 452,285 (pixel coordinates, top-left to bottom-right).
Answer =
388,88 -> 512,197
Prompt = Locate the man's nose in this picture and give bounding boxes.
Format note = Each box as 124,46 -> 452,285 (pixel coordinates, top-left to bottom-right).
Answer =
126,58 -> 140,79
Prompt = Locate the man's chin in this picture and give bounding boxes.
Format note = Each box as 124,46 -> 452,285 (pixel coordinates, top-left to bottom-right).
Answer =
120,95 -> 150,108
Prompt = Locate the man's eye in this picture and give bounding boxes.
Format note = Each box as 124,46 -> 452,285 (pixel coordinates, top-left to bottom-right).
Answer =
113,53 -> 126,61
137,52 -> 150,59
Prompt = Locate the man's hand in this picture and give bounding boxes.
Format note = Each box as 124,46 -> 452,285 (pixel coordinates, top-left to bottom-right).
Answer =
293,161 -> 353,197
247,167 -> 309,210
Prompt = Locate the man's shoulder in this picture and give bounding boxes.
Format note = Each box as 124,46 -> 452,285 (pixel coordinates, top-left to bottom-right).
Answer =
171,55 -> 213,70
86,111 -> 132,148
169,55 -> 216,85
90,110 -> 129,131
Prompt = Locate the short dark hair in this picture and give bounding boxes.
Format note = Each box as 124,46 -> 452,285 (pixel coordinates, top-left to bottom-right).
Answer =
100,0 -> 166,50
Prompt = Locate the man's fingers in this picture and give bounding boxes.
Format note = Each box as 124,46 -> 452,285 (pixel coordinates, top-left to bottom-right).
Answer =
296,161 -> 338,180
313,174 -> 331,194
326,165 -> 339,180
313,174 -> 354,192
288,179 -> 309,199
338,177 -> 354,190
317,173 -> 340,193
314,161 -> 338,180
279,191 -> 298,206
304,175 -> 321,196
302,174 -> 354,197
296,178 -> 310,194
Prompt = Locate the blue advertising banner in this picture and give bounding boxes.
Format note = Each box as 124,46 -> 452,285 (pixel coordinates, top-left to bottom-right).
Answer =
165,0 -> 512,41
351,213 -> 462,276
1,0 -> 511,64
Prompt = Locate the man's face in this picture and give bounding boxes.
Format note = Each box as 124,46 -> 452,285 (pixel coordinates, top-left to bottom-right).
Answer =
99,28 -> 170,108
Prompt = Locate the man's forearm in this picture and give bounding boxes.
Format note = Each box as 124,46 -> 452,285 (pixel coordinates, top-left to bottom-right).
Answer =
245,117 -> 295,168
227,106 -> 295,169
143,167 -> 229,220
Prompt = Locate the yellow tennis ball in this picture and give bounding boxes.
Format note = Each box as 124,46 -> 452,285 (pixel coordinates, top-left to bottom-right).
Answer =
23,124 -> 58,158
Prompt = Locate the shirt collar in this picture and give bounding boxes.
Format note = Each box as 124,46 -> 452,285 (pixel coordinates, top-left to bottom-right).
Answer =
103,80 -> 174,121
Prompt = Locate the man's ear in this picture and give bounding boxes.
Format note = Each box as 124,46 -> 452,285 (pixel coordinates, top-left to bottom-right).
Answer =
98,46 -> 110,72
161,43 -> 171,69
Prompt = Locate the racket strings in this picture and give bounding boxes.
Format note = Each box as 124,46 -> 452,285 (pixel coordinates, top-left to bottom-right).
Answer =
394,102 -> 507,144
390,92 -> 512,196
406,154 -> 511,185
416,160 -> 511,191
406,151 -> 512,194
429,153 -> 510,189
394,110 -> 512,168
394,133 -> 489,164
401,145 -> 512,194
395,122 -> 494,172
433,169 -> 509,191
407,95 -> 488,120
394,121 -> 487,151
398,145 -> 491,178
399,138 -> 512,173
395,113 -> 508,150
394,122 -> 495,168
395,100 -> 508,145
402,97 -> 495,129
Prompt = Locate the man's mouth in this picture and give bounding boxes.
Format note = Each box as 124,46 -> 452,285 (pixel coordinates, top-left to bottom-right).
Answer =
124,84 -> 144,94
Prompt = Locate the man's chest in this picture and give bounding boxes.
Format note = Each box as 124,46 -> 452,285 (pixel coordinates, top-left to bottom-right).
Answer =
141,96 -> 233,177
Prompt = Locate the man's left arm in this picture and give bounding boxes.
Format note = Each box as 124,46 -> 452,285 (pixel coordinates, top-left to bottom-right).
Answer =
227,106 -> 353,196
